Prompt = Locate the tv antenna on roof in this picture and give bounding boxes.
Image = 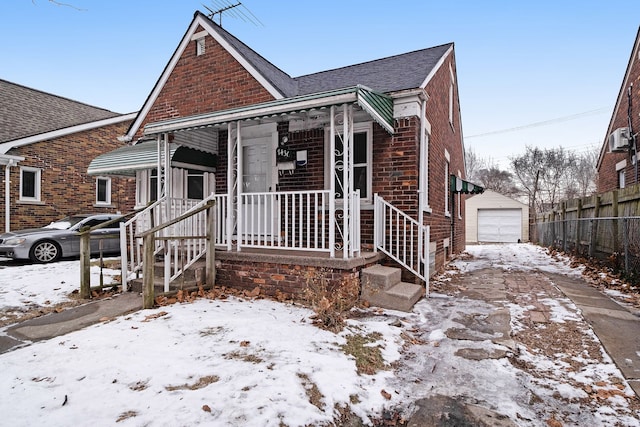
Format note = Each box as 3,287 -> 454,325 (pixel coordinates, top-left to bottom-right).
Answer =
203,1 -> 263,27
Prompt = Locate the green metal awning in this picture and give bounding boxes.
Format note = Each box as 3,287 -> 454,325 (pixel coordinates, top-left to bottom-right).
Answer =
143,85 -> 395,135
450,175 -> 484,194
87,141 -> 217,176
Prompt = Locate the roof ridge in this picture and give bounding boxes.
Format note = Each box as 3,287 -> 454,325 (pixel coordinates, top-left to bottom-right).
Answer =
293,42 -> 454,80
0,78 -> 119,115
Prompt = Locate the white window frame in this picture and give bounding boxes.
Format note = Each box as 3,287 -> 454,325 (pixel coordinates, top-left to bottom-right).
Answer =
325,121 -> 373,204
444,150 -> 451,217
19,166 -> 41,202
619,169 -> 626,189
96,176 -> 112,205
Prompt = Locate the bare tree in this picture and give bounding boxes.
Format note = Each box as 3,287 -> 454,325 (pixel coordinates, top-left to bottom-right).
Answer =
464,147 -> 485,183
510,146 -> 578,214
476,167 -> 520,198
569,146 -> 599,198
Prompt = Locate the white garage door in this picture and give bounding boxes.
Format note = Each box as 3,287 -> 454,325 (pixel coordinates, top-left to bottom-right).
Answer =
477,209 -> 522,243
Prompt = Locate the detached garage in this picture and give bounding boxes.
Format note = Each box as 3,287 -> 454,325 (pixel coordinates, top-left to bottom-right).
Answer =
466,190 -> 529,243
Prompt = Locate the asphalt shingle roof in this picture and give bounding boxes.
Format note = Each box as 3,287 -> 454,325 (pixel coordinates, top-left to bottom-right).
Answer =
203,12 -> 452,99
0,79 -> 120,144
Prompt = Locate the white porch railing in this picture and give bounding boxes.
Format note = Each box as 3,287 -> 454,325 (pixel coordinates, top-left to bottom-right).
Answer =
374,194 -> 429,288
121,189 -> 364,291
238,190 -> 335,252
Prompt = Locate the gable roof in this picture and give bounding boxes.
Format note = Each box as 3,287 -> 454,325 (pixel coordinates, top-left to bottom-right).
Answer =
0,79 -> 122,144
125,11 -> 453,141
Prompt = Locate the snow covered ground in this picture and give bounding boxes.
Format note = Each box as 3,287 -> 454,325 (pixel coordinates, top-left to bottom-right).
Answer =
1,244 -> 639,426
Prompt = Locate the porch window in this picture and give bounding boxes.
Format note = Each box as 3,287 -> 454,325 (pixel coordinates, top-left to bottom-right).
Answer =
187,169 -> 204,200
150,168 -> 158,202
96,177 -> 111,205
20,167 -> 41,202
327,123 -> 372,202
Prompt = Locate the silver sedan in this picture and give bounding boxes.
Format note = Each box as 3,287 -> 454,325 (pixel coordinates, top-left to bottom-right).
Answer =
0,214 -> 122,263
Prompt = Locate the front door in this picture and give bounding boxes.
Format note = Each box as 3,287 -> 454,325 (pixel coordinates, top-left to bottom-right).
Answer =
242,136 -> 274,239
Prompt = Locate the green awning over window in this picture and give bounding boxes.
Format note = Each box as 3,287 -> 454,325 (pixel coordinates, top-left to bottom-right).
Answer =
87,141 -> 216,176
450,175 -> 484,194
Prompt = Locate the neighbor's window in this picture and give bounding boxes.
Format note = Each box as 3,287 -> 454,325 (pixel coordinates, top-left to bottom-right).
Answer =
327,123 -> 372,202
20,167 -> 41,201
196,37 -> 205,56
619,169 -> 626,189
96,177 -> 111,205
187,169 -> 204,200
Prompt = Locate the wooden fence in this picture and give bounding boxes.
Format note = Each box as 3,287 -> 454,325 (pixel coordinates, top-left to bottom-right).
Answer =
535,183 -> 640,280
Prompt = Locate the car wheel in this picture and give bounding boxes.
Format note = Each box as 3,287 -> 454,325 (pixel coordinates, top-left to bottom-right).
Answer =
29,240 -> 61,263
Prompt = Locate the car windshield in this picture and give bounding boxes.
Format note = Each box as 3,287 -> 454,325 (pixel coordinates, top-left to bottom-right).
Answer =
43,216 -> 87,230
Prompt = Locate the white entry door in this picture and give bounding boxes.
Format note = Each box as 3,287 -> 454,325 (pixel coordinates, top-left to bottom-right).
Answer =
242,136 -> 274,238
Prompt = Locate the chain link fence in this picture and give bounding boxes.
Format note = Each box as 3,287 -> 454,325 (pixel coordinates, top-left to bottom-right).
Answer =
536,217 -> 640,283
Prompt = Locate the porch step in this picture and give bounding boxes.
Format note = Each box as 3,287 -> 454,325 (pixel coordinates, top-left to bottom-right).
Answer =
129,260 -> 207,294
361,265 -> 424,312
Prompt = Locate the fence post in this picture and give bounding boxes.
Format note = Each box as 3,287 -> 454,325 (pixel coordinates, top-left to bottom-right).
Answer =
142,233 -> 155,309
589,195 -> 600,258
575,199 -> 582,255
206,201 -> 216,287
562,202 -> 567,252
79,231 -> 91,299
623,218 -> 630,274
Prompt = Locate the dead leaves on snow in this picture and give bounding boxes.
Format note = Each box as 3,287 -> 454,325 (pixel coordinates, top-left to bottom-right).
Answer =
165,375 -> 220,391
152,285 -> 290,308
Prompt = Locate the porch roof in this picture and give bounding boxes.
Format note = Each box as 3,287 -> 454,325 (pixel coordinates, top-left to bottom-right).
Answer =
450,175 -> 485,194
87,140 -> 216,176
143,85 -> 394,135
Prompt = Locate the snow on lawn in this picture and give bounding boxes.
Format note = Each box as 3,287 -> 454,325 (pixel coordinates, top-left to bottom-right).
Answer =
1,298 -> 403,426
0,257 -> 120,319
1,244 -> 639,425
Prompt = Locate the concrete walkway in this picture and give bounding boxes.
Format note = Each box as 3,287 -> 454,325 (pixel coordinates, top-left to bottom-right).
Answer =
0,292 -> 142,353
547,273 -> 640,396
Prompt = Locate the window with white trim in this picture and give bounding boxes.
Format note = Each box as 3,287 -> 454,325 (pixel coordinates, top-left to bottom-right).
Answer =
96,177 -> 111,205
196,37 -> 205,56
20,166 -> 41,202
187,169 -> 204,200
444,150 -> 450,217
619,169 -> 626,189
326,122 -> 372,202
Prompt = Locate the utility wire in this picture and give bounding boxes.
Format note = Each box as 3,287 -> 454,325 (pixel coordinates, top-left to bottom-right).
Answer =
465,108 -> 608,139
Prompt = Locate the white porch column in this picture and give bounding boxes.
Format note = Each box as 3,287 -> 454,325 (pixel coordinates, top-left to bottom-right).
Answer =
163,133 -> 171,222
329,106 -> 336,258
4,163 -> 12,232
342,103 -> 352,259
226,122 -> 234,251
235,121 -> 243,252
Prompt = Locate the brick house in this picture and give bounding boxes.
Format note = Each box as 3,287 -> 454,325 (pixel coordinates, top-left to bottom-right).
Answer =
0,79 -> 136,232
90,11 -> 477,310
596,27 -> 640,192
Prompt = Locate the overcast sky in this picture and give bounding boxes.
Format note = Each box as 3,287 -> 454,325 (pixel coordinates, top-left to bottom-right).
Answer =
3,0 -> 639,168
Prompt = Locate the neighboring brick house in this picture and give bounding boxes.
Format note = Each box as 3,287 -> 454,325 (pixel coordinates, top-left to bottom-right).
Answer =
0,79 -> 136,231
597,27 -> 640,192
92,11 -> 476,310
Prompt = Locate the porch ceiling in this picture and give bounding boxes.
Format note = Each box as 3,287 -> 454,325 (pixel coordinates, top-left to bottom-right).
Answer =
87,141 -> 216,176
143,85 -> 395,136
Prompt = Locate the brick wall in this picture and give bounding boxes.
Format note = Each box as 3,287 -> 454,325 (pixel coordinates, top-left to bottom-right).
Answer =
423,50 -> 467,268
2,120 -> 135,230
598,41 -> 640,192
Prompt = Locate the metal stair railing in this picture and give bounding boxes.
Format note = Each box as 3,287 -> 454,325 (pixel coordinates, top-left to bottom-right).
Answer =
373,194 -> 430,290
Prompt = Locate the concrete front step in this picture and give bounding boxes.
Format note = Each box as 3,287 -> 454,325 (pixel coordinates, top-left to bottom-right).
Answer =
362,281 -> 424,312
361,264 -> 424,312
361,264 -> 402,291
